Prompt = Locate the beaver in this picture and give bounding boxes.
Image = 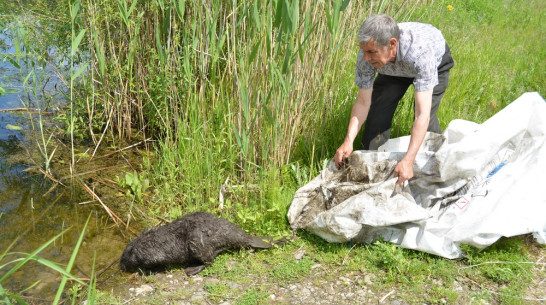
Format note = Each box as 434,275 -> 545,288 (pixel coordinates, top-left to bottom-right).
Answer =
120,212 -> 287,275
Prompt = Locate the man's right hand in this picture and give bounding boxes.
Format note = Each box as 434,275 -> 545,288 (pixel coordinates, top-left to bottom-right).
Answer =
334,88 -> 372,169
334,141 -> 353,169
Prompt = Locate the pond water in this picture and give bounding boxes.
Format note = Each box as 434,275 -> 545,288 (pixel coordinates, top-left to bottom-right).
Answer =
0,29 -> 129,302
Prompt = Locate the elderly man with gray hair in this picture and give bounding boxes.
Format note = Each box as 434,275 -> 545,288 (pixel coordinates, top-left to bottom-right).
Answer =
334,14 -> 454,184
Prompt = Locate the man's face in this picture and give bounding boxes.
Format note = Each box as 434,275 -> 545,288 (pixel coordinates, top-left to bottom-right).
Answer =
359,38 -> 397,68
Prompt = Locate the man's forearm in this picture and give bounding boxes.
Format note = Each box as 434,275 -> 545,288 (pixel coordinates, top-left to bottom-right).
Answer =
394,89 -> 433,184
344,103 -> 366,143
406,89 -> 434,161
343,88 -> 372,144
404,116 -> 429,162
335,88 -> 373,168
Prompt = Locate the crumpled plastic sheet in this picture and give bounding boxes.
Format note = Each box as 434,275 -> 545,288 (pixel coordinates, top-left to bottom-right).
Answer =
287,92 -> 546,258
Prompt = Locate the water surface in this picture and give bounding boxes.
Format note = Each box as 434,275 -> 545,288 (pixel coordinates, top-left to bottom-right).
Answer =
0,26 -> 128,302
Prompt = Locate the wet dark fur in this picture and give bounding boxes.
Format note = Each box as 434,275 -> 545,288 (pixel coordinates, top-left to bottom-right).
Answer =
120,212 -> 284,275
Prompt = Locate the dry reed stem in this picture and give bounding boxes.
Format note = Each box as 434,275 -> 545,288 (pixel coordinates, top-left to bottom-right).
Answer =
458,261 -> 546,271
90,176 -> 125,192
59,163 -> 128,181
17,136 -> 66,186
0,108 -> 53,114
379,289 -> 395,303
81,0 -> 399,170
90,138 -> 152,161
78,181 -> 135,236
342,242 -> 359,265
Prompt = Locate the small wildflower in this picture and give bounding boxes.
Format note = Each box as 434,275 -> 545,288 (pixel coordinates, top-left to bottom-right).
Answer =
447,5 -> 454,11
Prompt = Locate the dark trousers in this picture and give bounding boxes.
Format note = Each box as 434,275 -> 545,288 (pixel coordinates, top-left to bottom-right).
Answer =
361,44 -> 455,150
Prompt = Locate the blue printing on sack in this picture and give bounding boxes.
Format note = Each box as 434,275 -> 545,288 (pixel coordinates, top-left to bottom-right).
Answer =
486,161 -> 506,178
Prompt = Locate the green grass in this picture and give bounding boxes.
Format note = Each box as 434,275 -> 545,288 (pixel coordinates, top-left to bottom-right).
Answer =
1,0 -> 544,303
5,0 -> 542,232
126,0 -> 545,233
140,234 -> 539,304
234,287 -> 269,305
391,0 -> 545,137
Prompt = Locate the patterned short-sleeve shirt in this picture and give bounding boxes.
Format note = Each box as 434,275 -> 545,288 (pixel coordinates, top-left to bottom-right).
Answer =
354,22 -> 446,92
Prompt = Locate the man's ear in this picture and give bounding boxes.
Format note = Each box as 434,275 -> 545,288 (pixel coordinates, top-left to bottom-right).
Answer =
389,38 -> 397,49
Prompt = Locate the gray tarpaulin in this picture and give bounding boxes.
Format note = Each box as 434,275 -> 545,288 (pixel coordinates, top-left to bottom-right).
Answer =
287,92 -> 546,258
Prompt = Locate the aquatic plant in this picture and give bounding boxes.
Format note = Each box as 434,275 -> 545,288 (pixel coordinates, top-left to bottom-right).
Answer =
0,215 -> 92,305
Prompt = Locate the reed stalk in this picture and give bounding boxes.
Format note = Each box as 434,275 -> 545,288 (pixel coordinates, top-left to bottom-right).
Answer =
64,0 -> 413,212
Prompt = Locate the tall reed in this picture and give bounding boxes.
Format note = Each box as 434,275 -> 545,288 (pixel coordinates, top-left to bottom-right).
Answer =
79,0 -> 411,210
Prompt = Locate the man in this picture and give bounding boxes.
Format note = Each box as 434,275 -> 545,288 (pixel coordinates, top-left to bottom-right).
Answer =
334,14 -> 454,184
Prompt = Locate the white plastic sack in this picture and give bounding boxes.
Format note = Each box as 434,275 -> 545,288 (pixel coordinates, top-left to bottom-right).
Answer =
287,92 -> 546,258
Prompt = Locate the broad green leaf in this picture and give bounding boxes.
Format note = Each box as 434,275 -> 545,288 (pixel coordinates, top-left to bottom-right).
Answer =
75,152 -> 90,158
0,229 -> 68,283
4,56 -> 20,69
53,215 -> 91,305
340,0 -> 350,11
7,292 -> 27,305
127,0 -> 138,16
30,256 -> 86,286
71,0 -> 81,23
117,0 -> 129,26
71,63 -> 89,79
175,0 -> 185,22
249,39 -> 261,64
0,283 -> 14,305
273,0 -> 283,28
6,124 -> 22,131
92,30 -> 105,76
155,19 -> 166,64
71,29 -> 87,55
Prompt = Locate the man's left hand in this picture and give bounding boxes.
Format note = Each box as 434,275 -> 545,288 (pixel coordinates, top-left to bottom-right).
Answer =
394,158 -> 414,184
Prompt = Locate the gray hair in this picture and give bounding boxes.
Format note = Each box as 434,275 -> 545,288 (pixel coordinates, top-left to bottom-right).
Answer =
357,14 -> 400,47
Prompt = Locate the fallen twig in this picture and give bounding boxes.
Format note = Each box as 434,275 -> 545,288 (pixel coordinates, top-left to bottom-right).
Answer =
294,244 -> 306,260
37,166 -> 65,187
458,260 -> 546,272
96,257 -> 121,280
90,105 -> 114,159
0,107 -> 53,114
121,297 -> 137,305
17,136 -> 66,187
77,200 -> 99,205
79,181 -> 135,236
537,255 -> 545,271
342,242 -> 359,265
59,163 -> 128,181
90,175 -> 157,226
379,289 -> 395,303
90,138 -> 153,161
219,176 -> 229,210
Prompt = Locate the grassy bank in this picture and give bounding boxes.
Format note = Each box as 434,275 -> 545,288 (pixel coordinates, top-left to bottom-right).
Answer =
2,0 -> 543,227
113,0 -> 544,303
391,0 -> 545,136
138,0 -> 546,232
80,0 -> 546,228
1,0 -> 544,303
104,0 -> 543,303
